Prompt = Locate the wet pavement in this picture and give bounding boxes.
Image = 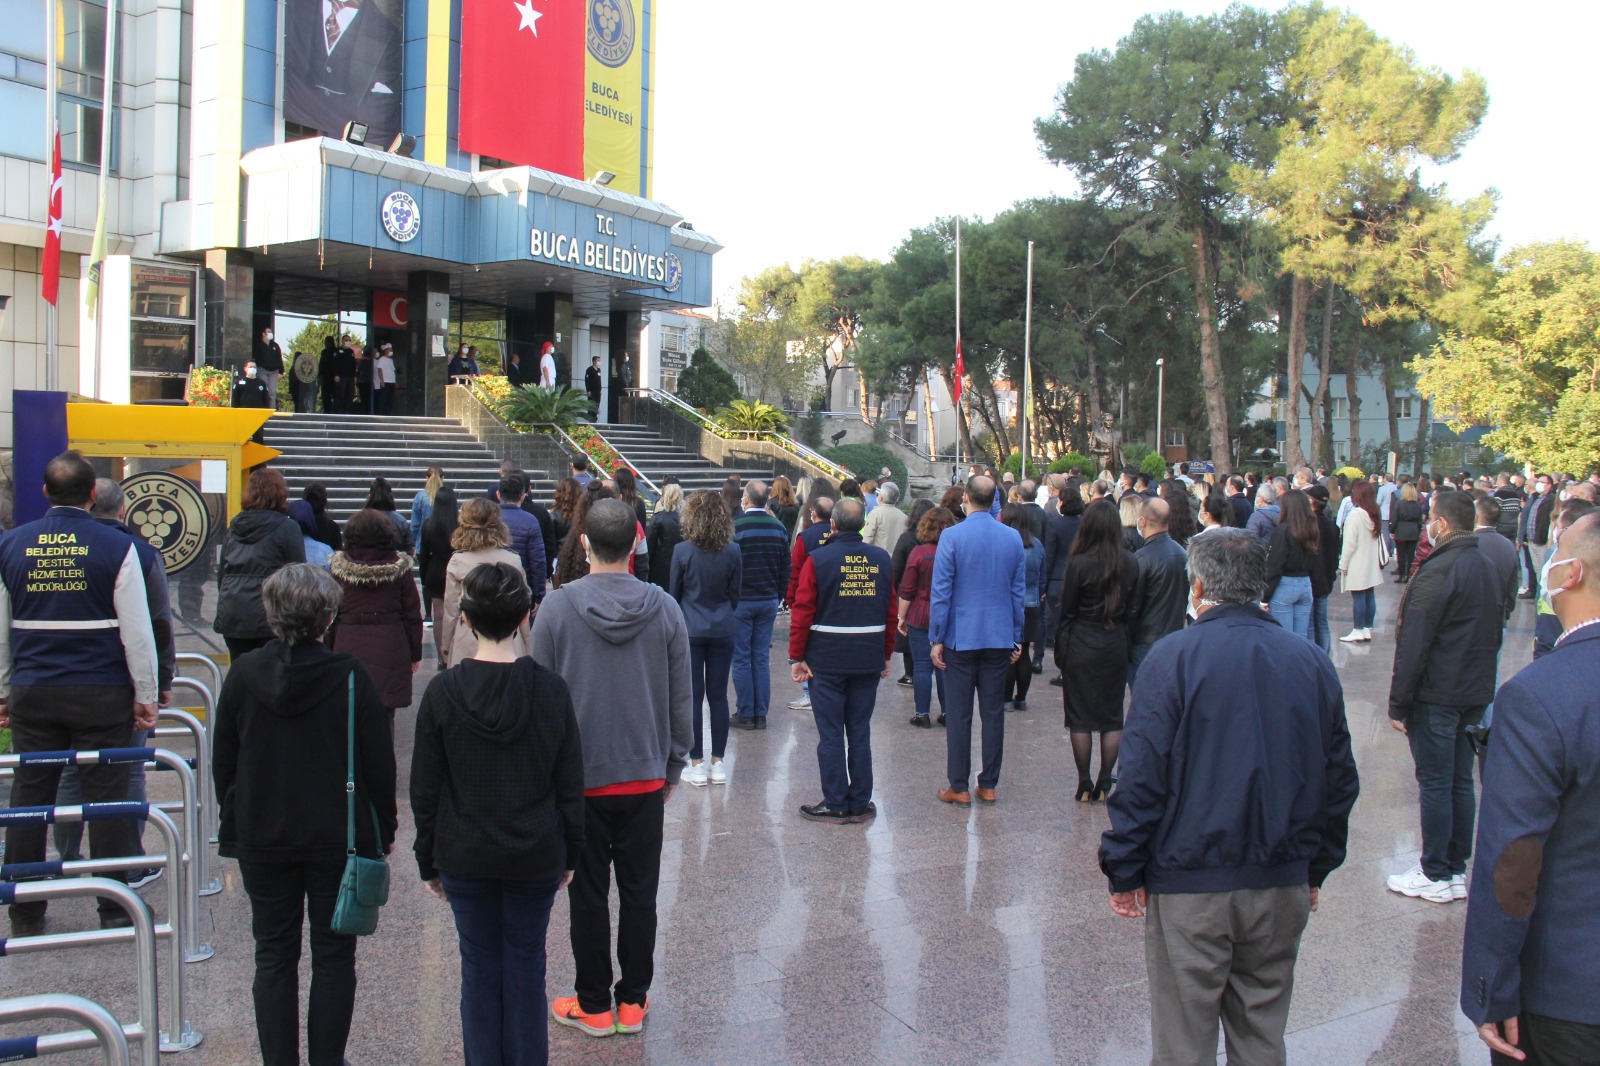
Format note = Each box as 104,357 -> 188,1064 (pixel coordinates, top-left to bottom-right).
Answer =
0,575 -> 1531,1064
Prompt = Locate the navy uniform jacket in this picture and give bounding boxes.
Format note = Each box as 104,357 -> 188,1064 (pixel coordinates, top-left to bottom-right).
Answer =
1462,623 -> 1600,1027
789,532 -> 896,675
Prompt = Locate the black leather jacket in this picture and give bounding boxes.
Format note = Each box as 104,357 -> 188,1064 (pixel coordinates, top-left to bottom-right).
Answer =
1129,531 -> 1190,647
1388,535 -> 1505,720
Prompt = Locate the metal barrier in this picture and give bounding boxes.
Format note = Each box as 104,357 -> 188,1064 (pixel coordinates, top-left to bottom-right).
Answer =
0,752 -> 212,964
150,706 -> 219,892
0,993 -> 134,1066
172,654 -> 222,698
0,872 -> 198,1060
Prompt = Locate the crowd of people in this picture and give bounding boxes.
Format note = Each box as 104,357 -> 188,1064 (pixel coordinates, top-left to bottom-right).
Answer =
3,446 -> 1598,1065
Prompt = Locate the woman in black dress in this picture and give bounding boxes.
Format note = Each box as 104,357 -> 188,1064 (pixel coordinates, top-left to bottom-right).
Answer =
1056,502 -> 1141,802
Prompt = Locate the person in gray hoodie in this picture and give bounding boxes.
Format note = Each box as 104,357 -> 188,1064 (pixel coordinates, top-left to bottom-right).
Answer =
529,498 -> 692,1039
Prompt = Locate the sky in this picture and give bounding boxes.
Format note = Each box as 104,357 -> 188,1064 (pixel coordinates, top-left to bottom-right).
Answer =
650,0 -> 1600,307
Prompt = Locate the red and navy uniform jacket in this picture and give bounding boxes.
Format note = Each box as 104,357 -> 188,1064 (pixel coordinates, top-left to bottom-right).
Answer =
785,519 -> 832,607
789,531 -> 898,675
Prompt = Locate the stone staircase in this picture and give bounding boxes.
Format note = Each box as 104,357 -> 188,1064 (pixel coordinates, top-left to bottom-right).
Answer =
595,423 -> 774,495
262,413 -> 553,527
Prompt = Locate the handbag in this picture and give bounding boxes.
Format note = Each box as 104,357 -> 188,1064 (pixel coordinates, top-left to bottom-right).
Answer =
331,672 -> 390,936
1378,534 -> 1394,570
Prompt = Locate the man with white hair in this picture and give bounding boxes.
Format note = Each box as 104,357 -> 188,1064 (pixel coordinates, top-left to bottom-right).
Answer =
1246,483 -> 1280,547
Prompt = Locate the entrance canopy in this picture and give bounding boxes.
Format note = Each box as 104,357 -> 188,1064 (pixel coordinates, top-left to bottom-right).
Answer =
231,138 -> 720,318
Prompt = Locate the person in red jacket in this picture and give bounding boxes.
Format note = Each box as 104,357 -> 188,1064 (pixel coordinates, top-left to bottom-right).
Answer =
783,496 -> 834,712
789,500 -> 897,823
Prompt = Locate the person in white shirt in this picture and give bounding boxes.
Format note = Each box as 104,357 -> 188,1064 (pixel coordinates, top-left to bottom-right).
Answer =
538,342 -> 558,388
1375,473 -> 1398,556
374,343 -> 398,415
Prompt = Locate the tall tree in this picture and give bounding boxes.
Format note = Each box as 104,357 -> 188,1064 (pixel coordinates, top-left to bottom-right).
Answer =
1036,5 -> 1288,472
1234,4 -> 1489,470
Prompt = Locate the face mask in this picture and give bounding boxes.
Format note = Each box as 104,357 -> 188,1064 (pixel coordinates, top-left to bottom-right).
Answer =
1546,558 -> 1578,600
1561,490 -> 1571,502
265,332 -> 273,341
246,367 -> 258,379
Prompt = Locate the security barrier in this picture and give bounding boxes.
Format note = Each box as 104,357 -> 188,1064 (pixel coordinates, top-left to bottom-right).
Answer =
0,993 -> 134,1066
162,685 -> 218,847
0,752 -> 212,964
171,654 -> 223,701
148,708 -> 220,895
0,873 -> 198,1061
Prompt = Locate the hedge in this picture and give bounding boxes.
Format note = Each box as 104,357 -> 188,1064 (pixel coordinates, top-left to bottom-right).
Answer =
822,444 -> 907,501
1049,451 -> 1094,476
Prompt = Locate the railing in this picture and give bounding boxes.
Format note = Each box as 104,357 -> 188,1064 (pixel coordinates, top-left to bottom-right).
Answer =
0,993 -> 133,1066
622,388 -> 854,485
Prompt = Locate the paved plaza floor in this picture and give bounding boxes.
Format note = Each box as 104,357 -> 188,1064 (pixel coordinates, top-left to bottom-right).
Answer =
0,575 -> 1532,1065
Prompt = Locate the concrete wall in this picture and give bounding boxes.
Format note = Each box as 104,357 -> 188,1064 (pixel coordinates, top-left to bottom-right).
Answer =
0,244 -> 82,448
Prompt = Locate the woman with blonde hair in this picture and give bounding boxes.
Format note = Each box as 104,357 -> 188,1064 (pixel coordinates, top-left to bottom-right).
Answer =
410,465 -> 446,553
439,498 -> 529,667
670,491 -> 742,785
770,476 -> 800,537
646,482 -> 685,588
1118,493 -> 1145,553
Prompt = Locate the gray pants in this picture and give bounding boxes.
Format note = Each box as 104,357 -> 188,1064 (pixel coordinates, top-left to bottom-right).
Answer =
258,369 -> 281,405
1146,885 -> 1311,1066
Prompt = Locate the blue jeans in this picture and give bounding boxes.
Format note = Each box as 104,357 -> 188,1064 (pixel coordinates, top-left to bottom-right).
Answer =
1405,702 -> 1485,882
54,727 -> 149,860
942,647 -> 1009,791
440,872 -> 561,1066
907,626 -> 945,719
1268,576 -> 1314,641
1312,596 -> 1330,653
1351,587 -> 1377,630
808,672 -> 878,810
732,598 -> 779,720
689,637 -> 732,760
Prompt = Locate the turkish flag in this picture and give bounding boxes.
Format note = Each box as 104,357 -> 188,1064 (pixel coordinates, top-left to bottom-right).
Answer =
460,0 -> 585,177
373,290 -> 409,328
42,130 -> 62,306
952,340 -> 964,408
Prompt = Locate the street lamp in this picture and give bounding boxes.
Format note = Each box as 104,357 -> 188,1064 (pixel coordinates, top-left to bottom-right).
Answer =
1155,357 -> 1165,467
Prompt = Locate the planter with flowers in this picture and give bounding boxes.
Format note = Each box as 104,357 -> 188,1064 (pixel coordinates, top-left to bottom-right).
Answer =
186,365 -> 232,408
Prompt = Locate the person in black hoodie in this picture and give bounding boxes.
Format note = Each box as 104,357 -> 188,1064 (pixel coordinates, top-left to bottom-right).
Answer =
213,564 -> 397,1066
411,563 -> 584,1066
214,468 -> 306,659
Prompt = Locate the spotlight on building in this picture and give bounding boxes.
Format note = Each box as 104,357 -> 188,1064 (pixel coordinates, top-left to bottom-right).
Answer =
591,170 -> 616,186
388,133 -> 417,157
830,430 -> 848,446
342,121 -> 369,147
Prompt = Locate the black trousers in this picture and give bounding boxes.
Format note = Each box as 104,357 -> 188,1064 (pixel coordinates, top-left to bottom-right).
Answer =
238,858 -> 357,1066
320,379 -> 336,414
5,685 -> 136,920
225,635 -> 273,662
568,790 -> 664,1015
1492,1012 -> 1600,1066
376,385 -> 396,415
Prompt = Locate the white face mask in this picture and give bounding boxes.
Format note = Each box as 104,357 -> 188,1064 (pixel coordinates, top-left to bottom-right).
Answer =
246,367 -> 258,379
1546,557 -> 1579,601
264,332 -> 273,341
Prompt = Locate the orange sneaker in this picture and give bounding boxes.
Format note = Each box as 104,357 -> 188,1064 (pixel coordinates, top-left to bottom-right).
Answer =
615,999 -> 649,1034
551,996 -> 614,1037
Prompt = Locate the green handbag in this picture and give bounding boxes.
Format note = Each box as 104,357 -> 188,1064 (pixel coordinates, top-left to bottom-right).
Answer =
330,672 -> 390,936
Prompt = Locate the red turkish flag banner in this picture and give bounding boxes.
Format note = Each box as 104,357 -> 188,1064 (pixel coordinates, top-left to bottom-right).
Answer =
42,130 -> 62,306
952,340 -> 964,408
460,0 -> 585,176
372,290 -> 409,328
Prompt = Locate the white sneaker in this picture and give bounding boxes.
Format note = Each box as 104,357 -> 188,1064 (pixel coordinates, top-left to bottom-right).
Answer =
1338,630 -> 1364,643
708,760 -> 727,785
682,761 -> 708,787
788,695 -> 811,710
1386,866 -> 1454,903
1450,874 -> 1467,901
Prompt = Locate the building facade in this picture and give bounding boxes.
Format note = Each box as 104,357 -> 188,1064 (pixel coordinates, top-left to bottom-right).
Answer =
0,0 -> 718,447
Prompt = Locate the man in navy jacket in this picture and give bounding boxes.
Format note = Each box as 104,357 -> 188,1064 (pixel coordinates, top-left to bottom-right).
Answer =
1101,529 -> 1358,1065
1463,511 -> 1600,1064
929,477 -> 1024,807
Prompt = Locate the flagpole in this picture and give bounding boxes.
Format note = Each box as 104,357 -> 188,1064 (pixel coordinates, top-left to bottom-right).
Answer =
954,216 -> 962,473
43,0 -> 58,390
1023,240 -> 1034,482
90,0 -> 119,400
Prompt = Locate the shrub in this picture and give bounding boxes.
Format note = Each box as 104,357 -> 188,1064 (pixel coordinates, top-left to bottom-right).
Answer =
822,443 -> 905,497
1050,452 -> 1094,476
497,385 -> 595,431
1140,451 -> 1168,478
797,410 -> 823,449
186,365 -> 232,408
675,348 -> 739,411
1000,452 -> 1050,480
715,399 -> 789,434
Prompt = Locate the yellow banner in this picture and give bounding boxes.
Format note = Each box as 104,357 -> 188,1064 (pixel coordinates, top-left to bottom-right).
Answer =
584,0 -> 647,197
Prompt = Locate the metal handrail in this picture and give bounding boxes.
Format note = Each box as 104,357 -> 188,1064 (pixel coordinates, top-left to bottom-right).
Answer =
173,654 -> 222,696
628,387 -> 855,482
466,380 -> 661,500
0,993 -> 133,1066
163,685 -> 220,848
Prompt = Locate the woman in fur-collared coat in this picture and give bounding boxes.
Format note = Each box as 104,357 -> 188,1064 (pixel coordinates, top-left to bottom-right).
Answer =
328,509 -> 424,713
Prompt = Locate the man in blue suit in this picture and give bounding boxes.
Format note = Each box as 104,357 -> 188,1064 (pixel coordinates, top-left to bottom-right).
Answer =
1463,511 -> 1600,1064
929,476 -> 1025,806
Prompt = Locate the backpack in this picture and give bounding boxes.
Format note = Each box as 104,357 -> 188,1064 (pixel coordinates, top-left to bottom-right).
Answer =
1495,496 -> 1522,539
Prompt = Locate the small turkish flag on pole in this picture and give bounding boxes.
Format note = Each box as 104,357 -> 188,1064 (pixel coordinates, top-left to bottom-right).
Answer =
42,129 -> 62,307
952,340 -> 964,409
